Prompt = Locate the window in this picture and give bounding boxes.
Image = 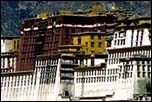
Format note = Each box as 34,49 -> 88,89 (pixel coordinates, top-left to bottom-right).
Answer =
91,35 -> 94,40
140,30 -> 144,45
147,65 -> 151,71
14,40 -> 16,50
98,35 -> 101,40
91,51 -> 94,54
142,65 -> 145,71
114,40 -> 116,45
122,73 -> 124,78
117,40 -> 120,45
91,42 -> 94,47
98,42 -> 102,47
137,72 -> 140,78
115,33 -> 117,39
119,73 -> 121,79
120,40 -> 123,45
130,72 -> 132,78
107,77 -> 109,82
115,76 -> 117,81
137,65 -> 140,72
78,38 -> 81,45
148,72 -> 151,78
94,77 -> 96,83
143,72 -> 146,78
86,42 -> 88,46
142,61 -> 145,65
123,39 -> 125,45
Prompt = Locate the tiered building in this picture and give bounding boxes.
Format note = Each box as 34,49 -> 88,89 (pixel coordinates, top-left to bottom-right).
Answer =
1,4 -> 151,101
16,4 -> 117,71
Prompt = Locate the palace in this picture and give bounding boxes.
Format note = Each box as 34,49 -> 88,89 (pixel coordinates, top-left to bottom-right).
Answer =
1,4 -> 151,101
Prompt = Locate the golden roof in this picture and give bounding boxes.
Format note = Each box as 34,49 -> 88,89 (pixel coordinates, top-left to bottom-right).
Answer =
128,16 -> 137,20
38,12 -> 49,20
138,20 -> 151,25
118,16 -> 126,21
87,12 -> 96,17
117,23 -> 127,27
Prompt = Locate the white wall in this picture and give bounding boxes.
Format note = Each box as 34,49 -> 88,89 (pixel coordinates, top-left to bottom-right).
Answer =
1,39 -> 12,53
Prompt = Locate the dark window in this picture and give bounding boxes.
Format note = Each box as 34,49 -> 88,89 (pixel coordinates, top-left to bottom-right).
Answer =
14,40 -> 16,50
123,39 -> 125,45
117,40 -> 120,45
130,72 -> 132,78
131,30 -> 134,47
17,40 -> 19,49
107,77 -> 109,82
115,33 -> 117,39
122,73 -> 124,78
91,58 -> 94,66
120,40 -> 123,45
78,38 -> 81,45
148,72 -> 151,78
137,65 -> 140,71
91,51 -> 94,54
148,65 -> 150,71
119,73 -> 121,78
98,42 -> 102,47
86,42 -> 88,46
143,72 -> 146,78
142,65 -> 145,71
114,40 -> 116,45
91,35 -> 94,40
137,72 -> 140,78
91,42 -> 94,47
98,35 -> 101,40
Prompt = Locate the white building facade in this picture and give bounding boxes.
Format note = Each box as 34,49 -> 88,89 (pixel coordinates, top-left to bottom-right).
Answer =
74,18 -> 151,101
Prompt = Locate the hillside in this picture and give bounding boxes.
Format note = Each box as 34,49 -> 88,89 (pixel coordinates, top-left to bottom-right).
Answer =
1,1 -> 151,36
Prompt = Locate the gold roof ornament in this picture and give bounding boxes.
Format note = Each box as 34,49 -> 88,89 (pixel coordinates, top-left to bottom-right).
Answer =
129,22 -> 135,26
90,4 -> 103,12
111,2 -> 115,10
39,12 -> 49,20
59,8 -> 72,14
